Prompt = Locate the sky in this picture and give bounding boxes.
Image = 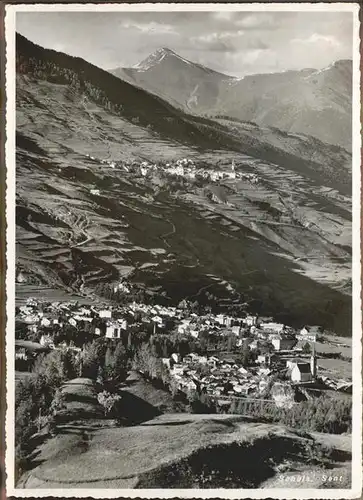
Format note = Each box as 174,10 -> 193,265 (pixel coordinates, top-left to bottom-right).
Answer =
16,11 -> 353,77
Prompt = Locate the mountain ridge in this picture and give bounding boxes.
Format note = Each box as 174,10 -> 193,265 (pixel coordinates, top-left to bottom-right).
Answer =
111,48 -> 352,151
124,46 -> 351,80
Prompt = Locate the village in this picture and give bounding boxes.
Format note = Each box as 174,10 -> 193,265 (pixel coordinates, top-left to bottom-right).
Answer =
15,282 -> 352,408
87,155 -> 259,198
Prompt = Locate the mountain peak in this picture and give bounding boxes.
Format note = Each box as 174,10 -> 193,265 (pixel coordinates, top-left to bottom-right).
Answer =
132,47 -> 196,72
133,47 -> 178,71
159,47 -> 175,55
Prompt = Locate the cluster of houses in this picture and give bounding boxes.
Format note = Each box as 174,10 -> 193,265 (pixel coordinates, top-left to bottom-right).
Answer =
162,346 -> 319,402
15,292 -> 352,399
136,158 -> 259,185
86,154 -> 259,186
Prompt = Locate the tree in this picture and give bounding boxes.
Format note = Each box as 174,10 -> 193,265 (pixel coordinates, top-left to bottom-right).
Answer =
241,346 -> 252,367
47,389 -> 66,434
104,343 -> 128,382
97,391 -> 122,417
302,342 -> 312,354
81,339 -> 107,379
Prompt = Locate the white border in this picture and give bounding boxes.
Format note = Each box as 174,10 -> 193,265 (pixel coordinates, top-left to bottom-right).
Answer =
7,2 -> 361,11
5,3 -> 362,499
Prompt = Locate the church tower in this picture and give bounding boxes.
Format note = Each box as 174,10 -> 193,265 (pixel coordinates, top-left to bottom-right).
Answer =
310,343 -> 317,379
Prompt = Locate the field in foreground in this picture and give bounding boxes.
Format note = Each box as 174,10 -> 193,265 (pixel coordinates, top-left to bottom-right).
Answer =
18,411 -> 351,489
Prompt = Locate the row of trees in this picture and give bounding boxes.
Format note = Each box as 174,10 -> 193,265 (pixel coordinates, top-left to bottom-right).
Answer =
79,338 -> 129,383
15,349 -> 79,478
228,396 -> 352,434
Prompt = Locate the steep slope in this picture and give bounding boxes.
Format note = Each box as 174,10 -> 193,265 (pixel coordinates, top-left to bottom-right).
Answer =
15,35 -> 227,152
216,60 -> 352,151
111,47 -> 236,114
111,49 -> 352,150
15,34 -> 352,333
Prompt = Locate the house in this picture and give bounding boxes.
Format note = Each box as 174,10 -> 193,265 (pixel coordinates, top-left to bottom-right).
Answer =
260,322 -> 285,334
171,364 -> 185,376
224,171 -> 236,180
73,315 -> 93,323
245,315 -> 257,327
118,319 -> 127,330
271,335 -> 296,351
113,282 -> 130,294
172,165 -> 185,176
232,325 -> 242,336
210,171 -> 223,182
258,367 -> 271,377
291,363 -> 312,383
238,366 -> 248,375
40,317 -> 51,327
216,314 -> 226,326
15,347 -> 27,361
298,326 -> 318,343
195,355 -> 208,365
257,353 -> 271,365
99,309 -> 112,319
225,317 -> 233,328
152,315 -> 164,326
105,323 -> 122,339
